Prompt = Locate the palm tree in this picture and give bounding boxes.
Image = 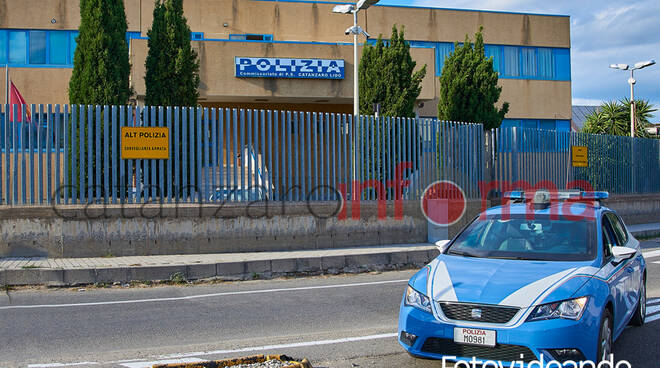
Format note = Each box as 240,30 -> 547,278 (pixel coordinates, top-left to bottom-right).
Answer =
582,99 -> 656,137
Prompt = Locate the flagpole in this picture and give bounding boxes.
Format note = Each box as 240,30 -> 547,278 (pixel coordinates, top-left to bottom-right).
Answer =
5,64 -> 8,106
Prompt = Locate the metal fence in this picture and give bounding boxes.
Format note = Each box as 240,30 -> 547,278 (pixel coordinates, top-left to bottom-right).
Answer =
0,104 -> 658,206
0,104 -> 484,205
489,127 -> 660,195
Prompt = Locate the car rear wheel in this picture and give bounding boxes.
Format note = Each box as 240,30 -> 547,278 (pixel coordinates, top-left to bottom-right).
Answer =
629,276 -> 646,326
597,309 -> 613,363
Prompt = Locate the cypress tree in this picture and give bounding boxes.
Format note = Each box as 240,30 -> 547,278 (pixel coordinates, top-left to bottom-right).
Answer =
438,27 -> 509,130
358,25 -> 426,189
145,0 -> 200,107
359,25 -> 426,117
68,0 -> 132,104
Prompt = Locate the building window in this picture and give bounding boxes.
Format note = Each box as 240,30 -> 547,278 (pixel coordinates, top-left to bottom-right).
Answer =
28,30 -> 47,64
502,46 -> 520,77
70,31 -> 78,64
414,41 -> 571,81
0,31 -> 6,64
501,119 -> 571,131
0,29 -> 83,67
9,31 -> 27,64
191,32 -> 204,40
229,34 -> 273,41
49,31 -> 68,64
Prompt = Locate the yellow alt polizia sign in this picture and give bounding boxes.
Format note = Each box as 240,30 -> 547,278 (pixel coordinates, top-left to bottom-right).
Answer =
121,127 -> 170,159
572,146 -> 588,167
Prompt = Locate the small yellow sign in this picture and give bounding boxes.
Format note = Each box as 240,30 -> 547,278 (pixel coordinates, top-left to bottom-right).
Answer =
572,146 -> 588,167
121,127 -> 170,159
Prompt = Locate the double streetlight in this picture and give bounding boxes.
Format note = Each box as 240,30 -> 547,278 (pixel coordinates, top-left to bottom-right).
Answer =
609,60 -> 656,137
332,0 -> 378,117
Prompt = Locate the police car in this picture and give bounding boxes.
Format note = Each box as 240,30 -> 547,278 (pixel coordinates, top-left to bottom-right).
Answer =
398,191 -> 646,366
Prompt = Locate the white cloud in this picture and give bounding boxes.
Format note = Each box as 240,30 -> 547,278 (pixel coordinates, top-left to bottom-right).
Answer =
379,0 -> 660,113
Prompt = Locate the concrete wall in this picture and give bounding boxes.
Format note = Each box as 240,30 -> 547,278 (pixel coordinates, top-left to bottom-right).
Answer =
0,201 -> 430,258
603,195 -> 660,226
1,195 -> 657,258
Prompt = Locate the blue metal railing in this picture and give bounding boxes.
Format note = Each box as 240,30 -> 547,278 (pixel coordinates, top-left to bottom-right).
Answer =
1,104 -> 658,206
489,127 -> 660,195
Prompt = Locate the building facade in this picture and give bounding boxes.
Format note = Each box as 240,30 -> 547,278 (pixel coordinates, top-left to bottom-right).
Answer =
0,0 -> 572,130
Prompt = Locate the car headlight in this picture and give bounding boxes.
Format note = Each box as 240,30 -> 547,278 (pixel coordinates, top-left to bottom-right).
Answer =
404,286 -> 432,313
527,296 -> 589,322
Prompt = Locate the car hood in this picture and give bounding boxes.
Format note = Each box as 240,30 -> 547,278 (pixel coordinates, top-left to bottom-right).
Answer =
428,255 -> 598,308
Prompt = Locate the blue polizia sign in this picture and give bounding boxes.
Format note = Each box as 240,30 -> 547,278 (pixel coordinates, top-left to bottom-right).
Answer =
235,57 -> 345,79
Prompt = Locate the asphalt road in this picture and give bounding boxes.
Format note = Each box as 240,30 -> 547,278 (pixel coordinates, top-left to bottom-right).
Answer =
1,239 -> 660,368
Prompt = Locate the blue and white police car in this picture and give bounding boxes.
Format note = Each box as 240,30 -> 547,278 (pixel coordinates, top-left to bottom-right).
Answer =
398,191 -> 646,366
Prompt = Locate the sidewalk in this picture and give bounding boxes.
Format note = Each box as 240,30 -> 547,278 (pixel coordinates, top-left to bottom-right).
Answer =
0,243 -> 437,286
2,223 -> 659,287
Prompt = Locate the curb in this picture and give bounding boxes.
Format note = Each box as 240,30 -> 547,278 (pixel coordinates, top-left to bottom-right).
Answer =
152,355 -> 313,368
0,247 -> 438,287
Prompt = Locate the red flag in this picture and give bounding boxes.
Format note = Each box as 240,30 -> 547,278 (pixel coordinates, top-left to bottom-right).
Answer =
9,81 -> 31,123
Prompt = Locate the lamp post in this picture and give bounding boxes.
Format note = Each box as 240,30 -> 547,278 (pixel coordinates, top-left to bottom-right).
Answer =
609,60 -> 656,137
332,1 -> 378,197
332,0 -> 377,117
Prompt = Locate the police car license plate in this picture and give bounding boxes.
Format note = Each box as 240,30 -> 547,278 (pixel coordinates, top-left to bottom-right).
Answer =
454,327 -> 496,347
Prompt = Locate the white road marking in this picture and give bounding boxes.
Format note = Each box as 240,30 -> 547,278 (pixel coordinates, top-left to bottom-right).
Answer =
646,305 -> 660,315
645,314 -> 660,323
643,249 -> 660,259
157,332 -> 399,360
0,279 -> 408,310
27,363 -> 99,367
653,261 -> 660,265
28,333 -> 399,368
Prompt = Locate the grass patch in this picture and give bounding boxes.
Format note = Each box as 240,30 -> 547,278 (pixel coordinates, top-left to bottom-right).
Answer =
169,272 -> 187,284
21,265 -> 40,269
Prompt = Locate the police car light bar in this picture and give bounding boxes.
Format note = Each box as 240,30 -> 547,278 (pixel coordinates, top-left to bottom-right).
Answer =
503,191 -> 525,200
503,191 -> 609,202
580,191 -> 609,200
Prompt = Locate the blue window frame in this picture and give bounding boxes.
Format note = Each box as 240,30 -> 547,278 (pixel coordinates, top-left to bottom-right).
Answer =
191,32 -> 204,41
1,29 -> 82,67
410,41 -> 570,81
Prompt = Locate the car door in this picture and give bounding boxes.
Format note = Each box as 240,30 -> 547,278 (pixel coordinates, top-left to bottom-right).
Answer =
601,214 -> 634,333
606,213 -> 641,319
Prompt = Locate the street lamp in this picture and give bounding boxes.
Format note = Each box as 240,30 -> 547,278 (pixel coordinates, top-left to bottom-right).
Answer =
333,1 -> 378,197
332,0 -> 377,117
610,60 -> 656,137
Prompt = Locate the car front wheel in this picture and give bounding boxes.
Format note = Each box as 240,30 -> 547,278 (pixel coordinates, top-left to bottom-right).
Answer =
597,309 -> 613,363
629,276 -> 646,326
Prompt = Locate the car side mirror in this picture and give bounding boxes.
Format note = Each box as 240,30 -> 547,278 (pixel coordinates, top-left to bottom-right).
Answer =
435,239 -> 451,254
611,246 -> 636,263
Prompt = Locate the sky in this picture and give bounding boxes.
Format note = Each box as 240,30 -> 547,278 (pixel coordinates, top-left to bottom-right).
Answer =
378,0 -> 660,120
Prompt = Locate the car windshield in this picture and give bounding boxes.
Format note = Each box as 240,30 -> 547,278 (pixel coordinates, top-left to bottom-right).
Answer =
446,214 -> 596,261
